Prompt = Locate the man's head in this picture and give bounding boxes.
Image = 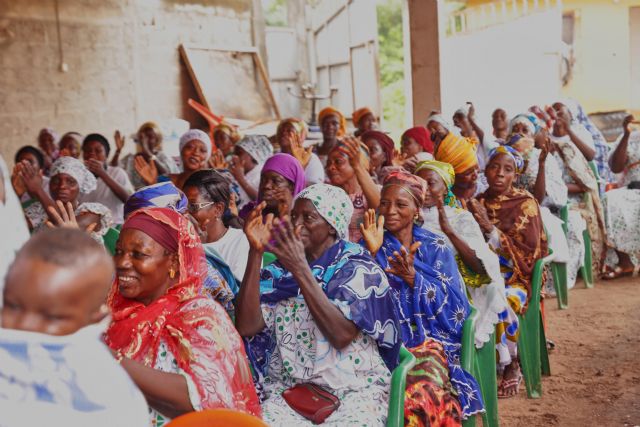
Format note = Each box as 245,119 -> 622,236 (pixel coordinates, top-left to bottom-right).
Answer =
2,228 -> 114,335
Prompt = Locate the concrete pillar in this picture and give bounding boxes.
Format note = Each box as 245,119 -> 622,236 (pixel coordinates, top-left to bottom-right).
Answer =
405,0 -> 442,126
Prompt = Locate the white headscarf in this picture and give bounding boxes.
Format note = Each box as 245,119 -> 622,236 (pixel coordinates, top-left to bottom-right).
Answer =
507,114 -> 536,136
179,129 -> 212,160
50,157 -> 97,194
236,135 -> 274,164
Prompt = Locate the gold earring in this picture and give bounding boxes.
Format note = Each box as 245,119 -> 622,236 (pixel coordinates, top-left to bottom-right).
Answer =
169,269 -> 176,279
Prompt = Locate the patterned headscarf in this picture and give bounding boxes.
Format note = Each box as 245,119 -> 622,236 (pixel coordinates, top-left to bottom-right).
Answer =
123,181 -> 188,218
488,146 -> 525,173
352,107 -> 375,128
76,202 -> 113,238
318,107 -> 347,137
295,183 -> 354,240
401,126 -> 433,153
213,122 -> 241,144
382,169 -> 427,207
361,130 -> 395,167
276,118 -> 308,142
507,114 -> 537,136
50,157 -> 97,194
236,135 -> 274,164
414,160 -> 456,207
179,129 -> 212,160
434,132 -> 478,174
505,133 -> 535,155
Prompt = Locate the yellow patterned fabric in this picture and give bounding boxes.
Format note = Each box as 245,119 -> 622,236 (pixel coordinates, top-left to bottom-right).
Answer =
434,132 -> 478,174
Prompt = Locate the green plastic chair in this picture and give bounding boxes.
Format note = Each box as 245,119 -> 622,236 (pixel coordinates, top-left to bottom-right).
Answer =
102,227 -> 120,256
474,333 -> 499,427
544,222 -> 569,310
461,308 -> 480,427
262,252 -> 276,267
386,346 -> 417,427
517,251 -> 555,398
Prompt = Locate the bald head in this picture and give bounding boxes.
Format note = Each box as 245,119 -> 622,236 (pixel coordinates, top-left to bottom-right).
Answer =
2,228 -> 115,335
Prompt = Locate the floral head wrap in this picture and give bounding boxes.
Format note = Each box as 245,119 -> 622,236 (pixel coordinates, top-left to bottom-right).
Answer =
179,129 -> 212,160
382,169 -> 427,207
318,107 -> 347,137
236,135 -> 274,164
414,160 -> 457,207
488,146 -> 525,173
50,157 -> 97,194
294,183 -> 353,240
504,133 -> 535,155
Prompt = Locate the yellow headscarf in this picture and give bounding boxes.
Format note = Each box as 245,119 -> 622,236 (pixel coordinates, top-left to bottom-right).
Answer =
415,160 -> 455,188
434,132 -> 478,174
277,118 -> 308,141
318,107 -> 347,137
352,107 -> 374,128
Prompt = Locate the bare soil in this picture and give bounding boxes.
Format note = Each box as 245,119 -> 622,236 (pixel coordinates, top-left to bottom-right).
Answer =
498,276 -> 640,427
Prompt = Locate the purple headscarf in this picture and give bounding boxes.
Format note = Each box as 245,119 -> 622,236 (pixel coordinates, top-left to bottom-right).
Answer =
260,153 -> 306,197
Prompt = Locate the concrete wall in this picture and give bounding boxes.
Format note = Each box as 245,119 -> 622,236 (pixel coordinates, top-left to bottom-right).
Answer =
0,0 -> 255,162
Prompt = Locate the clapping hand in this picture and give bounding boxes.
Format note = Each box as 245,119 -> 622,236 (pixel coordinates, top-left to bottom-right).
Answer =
134,155 -> 158,185
114,130 -> 126,152
287,133 -> 313,169
85,159 -> 107,178
266,216 -> 307,272
623,114 -> 636,135
244,201 -> 274,252
229,155 -> 245,180
209,150 -> 228,170
46,201 -> 97,232
360,209 -> 384,256
386,242 -> 421,288
436,198 -> 453,235
535,129 -> 551,162
16,160 -> 43,195
467,199 -> 494,235
392,150 -> 407,167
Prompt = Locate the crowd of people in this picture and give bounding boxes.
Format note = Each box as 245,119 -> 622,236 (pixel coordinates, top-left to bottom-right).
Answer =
0,99 -> 638,426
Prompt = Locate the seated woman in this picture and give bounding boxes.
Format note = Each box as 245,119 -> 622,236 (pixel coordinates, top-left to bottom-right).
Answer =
427,115 -> 485,204
58,132 -> 83,158
16,156 -> 97,231
316,107 -> 348,162
111,122 -> 179,190
123,181 -> 188,219
360,130 -> 395,180
106,207 -> 261,425
239,153 -> 306,220
276,118 -> 325,185
12,145 -> 50,205
37,127 -> 59,174
360,170 -> 483,424
229,135 -> 274,209
603,114 -> 640,278
80,133 -> 134,224
400,126 -> 434,172
326,137 -> 380,242
213,122 -> 241,158
236,184 -> 401,426
415,160 -> 507,348
159,129 -> 212,190
467,146 -> 548,398
352,106 -> 377,137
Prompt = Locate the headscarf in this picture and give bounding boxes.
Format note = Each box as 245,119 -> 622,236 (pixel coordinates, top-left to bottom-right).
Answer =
276,118 -> 308,142
137,121 -> 163,145
236,135 -> 274,164
123,182 -> 188,218
76,202 -> 113,237
382,170 -> 427,207
415,160 -> 457,207
60,132 -> 83,151
401,126 -> 433,153
427,114 -> 454,132
106,208 -> 261,416
434,132 -> 478,174
318,106 -> 347,137
352,107 -> 375,128
294,183 -> 354,240
50,156 -> 97,194
213,122 -> 241,144
179,129 -> 212,160
361,130 -> 395,167
82,133 -> 111,157
454,104 -> 471,117
488,146 -> 525,173
261,153 -> 307,197
504,133 -> 535,155
330,139 -> 371,171
121,213 -> 179,252
39,127 -> 59,143
507,114 -> 536,136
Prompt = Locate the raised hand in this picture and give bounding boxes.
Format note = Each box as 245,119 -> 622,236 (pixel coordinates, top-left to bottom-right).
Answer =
386,242 -> 421,287
244,201 -> 274,252
436,198 -> 453,235
11,165 -> 27,197
46,200 -> 96,232
228,192 -> 239,217
209,150 -> 227,170
17,160 -> 43,195
623,114 -> 636,135
134,155 -> 158,185
229,155 -> 245,180
288,133 -> 312,168
266,216 -> 307,272
467,102 -> 475,120
392,150 -> 407,167
535,129 -> 551,162
467,199 -> 494,235
338,136 -> 364,169
114,130 -> 126,152
360,208 -> 384,256
403,155 -> 419,173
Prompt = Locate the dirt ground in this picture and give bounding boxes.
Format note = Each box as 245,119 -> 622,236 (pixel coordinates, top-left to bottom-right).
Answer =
497,276 -> 640,427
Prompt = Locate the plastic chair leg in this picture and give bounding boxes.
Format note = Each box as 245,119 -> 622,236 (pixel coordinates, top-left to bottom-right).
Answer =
539,314 -> 551,377
475,337 -> 499,427
581,229 -> 594,288
551,262 -> 568,309
518,308 -> 542,398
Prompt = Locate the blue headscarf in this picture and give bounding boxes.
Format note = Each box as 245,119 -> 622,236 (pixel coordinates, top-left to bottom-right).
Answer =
124,182 -> 188,218
249,240 -> 401,374
374,226 -> 484,417
488,145 -> 525,173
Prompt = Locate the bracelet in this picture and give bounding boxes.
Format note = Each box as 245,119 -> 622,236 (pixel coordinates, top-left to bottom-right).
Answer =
115,351 -> 124,364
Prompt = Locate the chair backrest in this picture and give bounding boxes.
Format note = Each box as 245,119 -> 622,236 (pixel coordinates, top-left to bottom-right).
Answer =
166,409 -> 268,427
386,346 -> 417,427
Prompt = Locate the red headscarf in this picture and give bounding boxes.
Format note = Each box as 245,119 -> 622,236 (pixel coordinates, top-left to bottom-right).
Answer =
402,126 -> 433,154
361,130 -> 395,167
105,207 -> 261,417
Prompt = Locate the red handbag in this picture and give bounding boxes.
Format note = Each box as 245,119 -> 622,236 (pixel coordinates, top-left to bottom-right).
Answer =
282,383 -> 341,424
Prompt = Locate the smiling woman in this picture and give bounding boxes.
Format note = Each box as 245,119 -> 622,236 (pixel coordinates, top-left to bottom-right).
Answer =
161,129 -> 212,190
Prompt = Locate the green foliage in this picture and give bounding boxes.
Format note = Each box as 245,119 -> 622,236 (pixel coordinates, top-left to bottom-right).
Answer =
263,0 -> 287,27
377,0 -> 406,138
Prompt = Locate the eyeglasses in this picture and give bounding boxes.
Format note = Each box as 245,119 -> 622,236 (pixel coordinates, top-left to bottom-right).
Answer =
188,201 -> 216,213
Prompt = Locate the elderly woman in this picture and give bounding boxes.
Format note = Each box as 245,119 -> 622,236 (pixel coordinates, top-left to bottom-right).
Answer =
360,130 -> 395,179
352,107 -> 377,137
16,156 -> 97,231
58,132 -> 83,158
228,134 -> 274,209
415,160 -> 507,348
106,207 -> 261,425
80,133 -> 134,224
467,146 -> 548,398
111,122 -> 178,190
359,170 -> 483,424
276,118 -> 325,186
157,129 -> 212,190
317,107 -> 348,161
236,184 -> 401,426
326,137 -> 380,242
428,115 -> 484,203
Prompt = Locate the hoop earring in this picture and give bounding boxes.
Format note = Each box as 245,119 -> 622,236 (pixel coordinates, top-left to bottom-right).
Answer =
169,268 -> 176,279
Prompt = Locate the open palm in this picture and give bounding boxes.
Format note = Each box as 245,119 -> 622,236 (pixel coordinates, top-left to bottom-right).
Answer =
360,209 -> 384,256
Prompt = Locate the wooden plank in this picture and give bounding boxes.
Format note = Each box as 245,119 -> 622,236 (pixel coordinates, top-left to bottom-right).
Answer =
179,44 -> 211,111
252,51 -> 281,120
